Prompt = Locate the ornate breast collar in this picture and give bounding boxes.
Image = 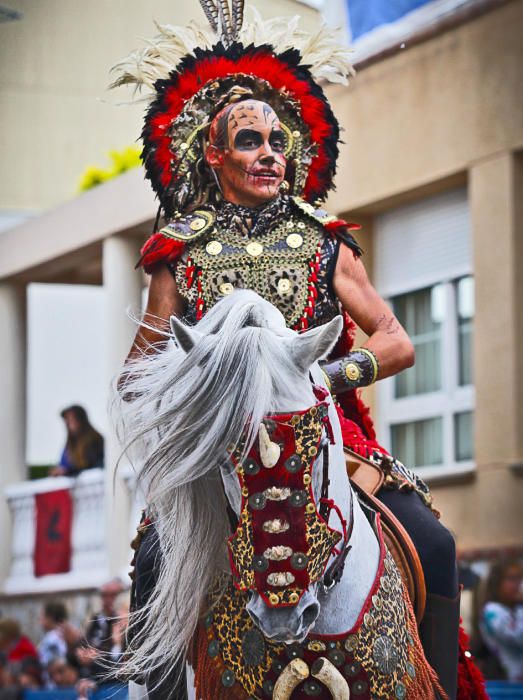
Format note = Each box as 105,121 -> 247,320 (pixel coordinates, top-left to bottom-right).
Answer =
191,534 -> 439,700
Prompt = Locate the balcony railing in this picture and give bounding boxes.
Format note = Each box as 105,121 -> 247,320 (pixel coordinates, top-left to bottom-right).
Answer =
4,469 -> 124,594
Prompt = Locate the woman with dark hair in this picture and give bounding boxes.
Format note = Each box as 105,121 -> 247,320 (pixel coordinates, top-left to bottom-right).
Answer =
50,405 -> 104,476
480,559 -> 523,681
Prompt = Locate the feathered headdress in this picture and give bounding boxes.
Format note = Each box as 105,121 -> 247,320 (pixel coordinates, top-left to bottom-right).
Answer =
110,1 -> 353,218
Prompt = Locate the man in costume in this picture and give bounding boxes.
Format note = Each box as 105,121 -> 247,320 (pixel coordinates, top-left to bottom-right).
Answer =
112,3 -> 484,698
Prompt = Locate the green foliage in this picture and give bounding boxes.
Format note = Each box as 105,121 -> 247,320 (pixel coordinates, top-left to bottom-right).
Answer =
77,145 -> 142,192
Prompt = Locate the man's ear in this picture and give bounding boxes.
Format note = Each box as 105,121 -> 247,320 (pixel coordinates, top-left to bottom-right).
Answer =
290,316 -> 343,372
170,315 -> 204,354
205,145 -> 225,170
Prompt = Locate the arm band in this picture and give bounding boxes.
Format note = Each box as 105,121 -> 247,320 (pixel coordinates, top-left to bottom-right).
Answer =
321,348 -> 379,394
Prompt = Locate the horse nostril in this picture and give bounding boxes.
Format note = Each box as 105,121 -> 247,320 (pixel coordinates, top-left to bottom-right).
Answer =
301,602 -> 320,628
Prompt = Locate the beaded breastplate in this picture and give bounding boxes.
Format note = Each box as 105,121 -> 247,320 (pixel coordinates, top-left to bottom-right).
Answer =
192,535 -> 440,700
170,197 -> 341,330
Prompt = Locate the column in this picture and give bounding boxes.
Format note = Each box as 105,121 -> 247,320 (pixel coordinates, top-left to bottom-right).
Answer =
470,152 -> 523,467
0,283 -> 27,589
103,235 -> 143,578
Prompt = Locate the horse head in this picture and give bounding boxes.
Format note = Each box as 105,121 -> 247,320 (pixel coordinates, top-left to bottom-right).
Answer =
169,292 -> 350,645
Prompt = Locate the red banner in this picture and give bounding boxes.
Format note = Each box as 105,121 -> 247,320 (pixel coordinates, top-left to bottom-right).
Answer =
34,489 -> 73,577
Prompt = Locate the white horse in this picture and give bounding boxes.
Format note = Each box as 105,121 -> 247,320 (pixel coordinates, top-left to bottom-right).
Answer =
118,290 -> 443,700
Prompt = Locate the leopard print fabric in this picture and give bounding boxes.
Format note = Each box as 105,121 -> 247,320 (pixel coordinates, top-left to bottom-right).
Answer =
196,541 -> 434,699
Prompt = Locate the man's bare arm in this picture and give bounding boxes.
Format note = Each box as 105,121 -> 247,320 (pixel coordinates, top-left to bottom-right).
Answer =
126,265 -> 185,364
332,244 -> 414,379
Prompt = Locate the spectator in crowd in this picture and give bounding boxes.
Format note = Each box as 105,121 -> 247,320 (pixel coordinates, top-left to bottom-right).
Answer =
47,657 -> 79,689
480,559 -> 523,681
75,578 -> 127,682
50,405 -> 104,476
38,601 -> 68,670
0,619 -> 38,664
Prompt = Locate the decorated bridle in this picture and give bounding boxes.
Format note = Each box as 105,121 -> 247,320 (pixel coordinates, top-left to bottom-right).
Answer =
225,384 -> 353,607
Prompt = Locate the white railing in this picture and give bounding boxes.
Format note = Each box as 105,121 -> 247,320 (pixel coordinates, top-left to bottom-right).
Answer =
4,469 -> 109,594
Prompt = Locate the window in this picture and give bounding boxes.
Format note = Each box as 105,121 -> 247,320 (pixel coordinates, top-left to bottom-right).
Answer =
375,189 -> 475,479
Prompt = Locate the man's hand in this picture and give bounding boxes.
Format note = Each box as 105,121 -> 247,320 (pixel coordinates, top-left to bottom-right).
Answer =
333,244 -> 414,379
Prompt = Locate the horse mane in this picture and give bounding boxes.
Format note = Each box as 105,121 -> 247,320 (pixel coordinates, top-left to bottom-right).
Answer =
113,291 -> 305,685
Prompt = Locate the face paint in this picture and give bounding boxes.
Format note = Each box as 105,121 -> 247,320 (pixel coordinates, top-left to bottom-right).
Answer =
207,99 -> 287,207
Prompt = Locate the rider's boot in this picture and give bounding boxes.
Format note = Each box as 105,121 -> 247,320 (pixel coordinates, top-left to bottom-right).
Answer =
418,589 -> 461,700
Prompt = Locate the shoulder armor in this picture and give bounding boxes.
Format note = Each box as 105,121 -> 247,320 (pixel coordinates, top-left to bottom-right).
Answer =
160,208 -> 215,242
291,196 -> 338,225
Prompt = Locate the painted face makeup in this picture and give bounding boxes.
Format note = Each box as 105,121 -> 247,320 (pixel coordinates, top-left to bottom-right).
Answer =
207,99 -> 287,207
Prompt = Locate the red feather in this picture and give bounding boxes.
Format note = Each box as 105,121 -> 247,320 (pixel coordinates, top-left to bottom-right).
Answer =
136,233 -> 185,273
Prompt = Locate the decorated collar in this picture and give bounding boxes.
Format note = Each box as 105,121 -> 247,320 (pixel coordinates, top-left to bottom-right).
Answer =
214,195 -> 290,239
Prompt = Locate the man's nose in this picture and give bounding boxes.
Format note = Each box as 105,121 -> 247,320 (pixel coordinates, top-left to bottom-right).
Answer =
259,149 -> 276,164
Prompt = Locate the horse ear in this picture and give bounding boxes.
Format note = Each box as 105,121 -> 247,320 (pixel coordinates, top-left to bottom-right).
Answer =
291,316 -> 343,371
169,315 -> 204,354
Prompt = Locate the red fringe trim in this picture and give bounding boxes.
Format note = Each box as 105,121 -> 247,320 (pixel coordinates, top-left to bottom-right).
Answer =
136,233 -> 185,273
457,623 -> 489,700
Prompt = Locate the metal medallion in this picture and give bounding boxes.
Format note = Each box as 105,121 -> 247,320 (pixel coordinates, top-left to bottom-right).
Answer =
206,240 -> 222,256
241,628 -> 266,666
219,282 -> 234,295
286,233 -> 303,249
189,217 -> 207,231
345,362 -> 361,382
372,635 -> 399,675
246,241 -> 263,257
277,277 -> 292,295
344,634 -> 359,653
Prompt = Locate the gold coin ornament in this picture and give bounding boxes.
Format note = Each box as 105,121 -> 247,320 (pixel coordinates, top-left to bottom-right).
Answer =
206,240 -> 223,256
345,363 -> 361,382
246,241 -> 264,257
286,233 -> 303,249
190,217 -> 207,231
277,278 -> 292,295
219,282 -> 234,295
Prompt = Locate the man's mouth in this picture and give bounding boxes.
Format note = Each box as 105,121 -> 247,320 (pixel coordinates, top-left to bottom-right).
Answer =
249,169 -> 280,181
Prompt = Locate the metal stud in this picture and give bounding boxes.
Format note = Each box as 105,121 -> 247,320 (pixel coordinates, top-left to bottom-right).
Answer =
221,669 -> 235,688
290,552 -> 308,570
344,660 -> 361,677
352,679 -> 368,695
207,639 -> 220,658
328,649 -> 345,667
284,454 -> 302,473
252,555 -> 268,573
249,492 -> 266,510
286,644 -> 303,660
395,682 -> 406,699
303,680 -> 322,696
244,458 -> 260,476
289,490 -> 307,508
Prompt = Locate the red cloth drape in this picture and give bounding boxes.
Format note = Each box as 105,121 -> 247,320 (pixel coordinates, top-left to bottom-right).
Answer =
34,489 -> 72,577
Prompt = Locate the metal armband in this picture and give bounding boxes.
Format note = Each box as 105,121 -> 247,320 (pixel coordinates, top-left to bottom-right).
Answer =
321,348 -> 379,394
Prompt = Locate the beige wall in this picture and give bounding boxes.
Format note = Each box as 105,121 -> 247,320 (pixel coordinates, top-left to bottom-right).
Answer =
0,0 -> 318,211
325,1 -> 523,553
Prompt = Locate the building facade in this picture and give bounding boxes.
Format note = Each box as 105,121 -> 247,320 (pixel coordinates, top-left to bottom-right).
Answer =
0,0 -> 521,620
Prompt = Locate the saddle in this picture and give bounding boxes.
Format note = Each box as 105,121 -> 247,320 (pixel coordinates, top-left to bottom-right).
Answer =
344,447 -> 427,624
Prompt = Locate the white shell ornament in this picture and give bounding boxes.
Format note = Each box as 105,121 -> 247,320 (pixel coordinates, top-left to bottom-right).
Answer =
259,423 -> 281,469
